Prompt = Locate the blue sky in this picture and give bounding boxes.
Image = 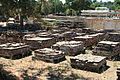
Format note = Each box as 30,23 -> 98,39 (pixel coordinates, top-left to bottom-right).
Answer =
60,0 -> 114,4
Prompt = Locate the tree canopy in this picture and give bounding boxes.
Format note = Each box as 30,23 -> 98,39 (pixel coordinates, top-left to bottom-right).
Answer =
0,0 -> 119,17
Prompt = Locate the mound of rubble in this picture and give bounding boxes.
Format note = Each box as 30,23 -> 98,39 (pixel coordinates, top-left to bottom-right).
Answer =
33,48 -> 66,63
52,41 -> 85,56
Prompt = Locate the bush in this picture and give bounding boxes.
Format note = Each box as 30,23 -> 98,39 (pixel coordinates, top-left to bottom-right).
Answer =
65,9 -> 77,16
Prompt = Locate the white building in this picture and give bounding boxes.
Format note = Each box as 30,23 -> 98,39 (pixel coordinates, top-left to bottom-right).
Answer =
81,7 -> 114,17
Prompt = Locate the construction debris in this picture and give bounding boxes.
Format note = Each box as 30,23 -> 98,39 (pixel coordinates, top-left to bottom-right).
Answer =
36,32 -> 52,38
117,68 -> 120,80
70,28 -> 83,33
74,35 -> 95,47
25,37 -> 56,50
50,29 -> 65,34
0,43 -> 31,59
74,33 -> 104,47
0,31 -> 24,43
56,19 -> 85,28
51,33 -> 65,42
52,41 -> 85,56
51,31 -> 77,42
56,20 -> 74,27
88,33 -> 105,44
76,33 -> 86,36
70,54 -> 107,73
60,31 -> 77,41
105,33 -> 120,42
82,28 -> 95,34
23,34 -> 36,39
34,48 -> 65,63
93,41 -> 120,60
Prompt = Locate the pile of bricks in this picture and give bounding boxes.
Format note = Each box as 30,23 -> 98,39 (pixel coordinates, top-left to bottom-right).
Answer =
93,41 -> 120,60
25,37 -> 56,50
105,33 -> 120,42
0,31 -> 24,43
82,28 -> 95,34
51,33 -> 64,42
74,33 -> 104,47
70,54 -> 107,73
34,48 -> 65,63
36,32 -> 52,38
56,20 -> 73,27
74,35 -> 95,47
0,43 -> 31,59
117,68 -> 120,80
61,31 -> 77,41
88,33 -> 105,45
52,41 -> 85,56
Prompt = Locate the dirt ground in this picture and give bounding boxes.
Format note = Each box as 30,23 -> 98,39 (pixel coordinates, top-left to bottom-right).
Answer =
0,52 -> 119,80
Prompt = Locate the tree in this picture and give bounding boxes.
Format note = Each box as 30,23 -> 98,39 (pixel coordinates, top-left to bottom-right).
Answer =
103,1 -> 114,10
18,0 -> 36,17
93,0 -> 97,3
114,0 -> 120,10
41,0 -> 50,15
84,0 -> 92,10
90,2 -> 101,9
0,0 -> 17,16
70,0 -> 92,15
48,0 -> 64,14
115,0 -> 120,4
65,8 -> 77,16
0,0 -> 36,17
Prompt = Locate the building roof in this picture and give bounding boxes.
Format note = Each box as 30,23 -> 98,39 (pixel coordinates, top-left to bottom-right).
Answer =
95,7 -> 109,10
81,10 -> 110,13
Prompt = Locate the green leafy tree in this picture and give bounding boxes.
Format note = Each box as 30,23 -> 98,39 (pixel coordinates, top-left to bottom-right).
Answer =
18,0 -> 36,17
0,0 -> 36,17
114,0 -> 120,10
90,2 -> 101,9
93,0 -> 97,3
48,0 -> 64,14
41,0 -> 50,15
65,8 -> 77,16
0,0 -> 17,16
64,0 -> 92,15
